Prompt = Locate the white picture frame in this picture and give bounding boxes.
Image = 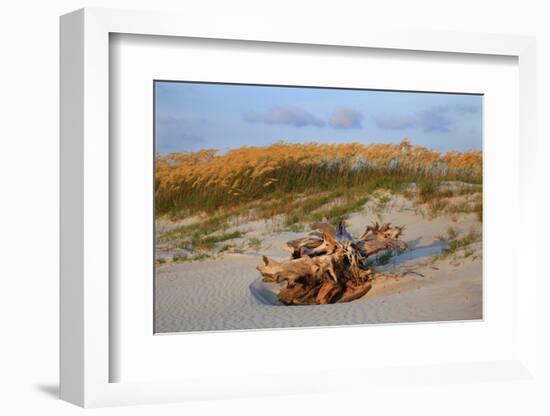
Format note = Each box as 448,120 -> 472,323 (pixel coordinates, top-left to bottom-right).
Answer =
60,7 -> 538,407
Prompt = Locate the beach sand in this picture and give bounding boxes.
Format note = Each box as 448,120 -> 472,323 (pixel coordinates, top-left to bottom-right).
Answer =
154,195 -> 482,333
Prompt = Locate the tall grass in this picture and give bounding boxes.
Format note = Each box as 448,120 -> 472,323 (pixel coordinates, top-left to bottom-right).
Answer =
155,140 -> 482,217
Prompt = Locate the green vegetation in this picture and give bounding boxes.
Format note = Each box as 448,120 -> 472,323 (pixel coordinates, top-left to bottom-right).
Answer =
247,237 -> 262,251
172,230 -> 246,251
163,211 -> 245,242
376,247 -> 406,265
172,254 -> 188,262
447,226 -> 458,240
434,229 -> 480,262
474,201 -> 483,222
364,247 -> 406,268
218,243 -> 234,253
409,181 -> 483,220
172,253 -> 211,263
286,223 -> 304,233
444,230 -> 478,256
157,177 -> 483,258
418,181 -> 438,203
190,230 -> 246,251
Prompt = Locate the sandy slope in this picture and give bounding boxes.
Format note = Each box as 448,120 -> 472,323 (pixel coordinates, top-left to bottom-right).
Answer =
154,195 -> 482,333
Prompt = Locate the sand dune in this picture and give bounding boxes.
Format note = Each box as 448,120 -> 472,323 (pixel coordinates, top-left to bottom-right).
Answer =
155,194 -> 482,333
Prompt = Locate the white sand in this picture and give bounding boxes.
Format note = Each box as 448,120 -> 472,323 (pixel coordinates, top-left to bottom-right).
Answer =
155,195 -> 482,333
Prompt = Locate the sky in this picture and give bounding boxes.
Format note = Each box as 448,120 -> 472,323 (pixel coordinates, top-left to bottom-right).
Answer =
154,81 -> 483,155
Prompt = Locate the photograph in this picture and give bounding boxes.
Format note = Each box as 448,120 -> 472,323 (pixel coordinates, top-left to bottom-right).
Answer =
153,81 -> 483,333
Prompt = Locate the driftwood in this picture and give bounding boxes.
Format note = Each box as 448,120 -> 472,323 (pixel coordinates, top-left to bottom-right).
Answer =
256,220 -> 407,305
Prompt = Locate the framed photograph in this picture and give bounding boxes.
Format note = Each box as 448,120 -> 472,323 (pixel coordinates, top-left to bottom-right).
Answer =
60,8 -> 538,407
152,80 -> 483,333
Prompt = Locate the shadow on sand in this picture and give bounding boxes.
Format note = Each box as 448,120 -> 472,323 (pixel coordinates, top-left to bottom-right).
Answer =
389,237 -> 446,266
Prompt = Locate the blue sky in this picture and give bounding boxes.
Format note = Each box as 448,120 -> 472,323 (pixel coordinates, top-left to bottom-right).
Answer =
155,81 -> 482,155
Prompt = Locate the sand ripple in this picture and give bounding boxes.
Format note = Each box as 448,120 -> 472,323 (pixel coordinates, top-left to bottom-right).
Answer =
155,255 -> 481,333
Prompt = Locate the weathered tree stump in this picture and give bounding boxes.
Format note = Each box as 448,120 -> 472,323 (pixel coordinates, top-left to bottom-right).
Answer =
256,220 -> 407,305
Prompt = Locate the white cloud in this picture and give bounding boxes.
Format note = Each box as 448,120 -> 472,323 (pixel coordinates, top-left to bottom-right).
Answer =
329,107 -> 364,129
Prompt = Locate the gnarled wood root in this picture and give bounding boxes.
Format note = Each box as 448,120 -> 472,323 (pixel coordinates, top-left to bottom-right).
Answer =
256,220 -> 406,305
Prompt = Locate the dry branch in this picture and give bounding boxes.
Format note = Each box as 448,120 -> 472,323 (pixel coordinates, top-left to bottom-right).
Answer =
256,220 -> 407,305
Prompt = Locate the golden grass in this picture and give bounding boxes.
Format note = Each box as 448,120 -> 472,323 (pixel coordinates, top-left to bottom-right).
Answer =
155,139 -> 482,217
